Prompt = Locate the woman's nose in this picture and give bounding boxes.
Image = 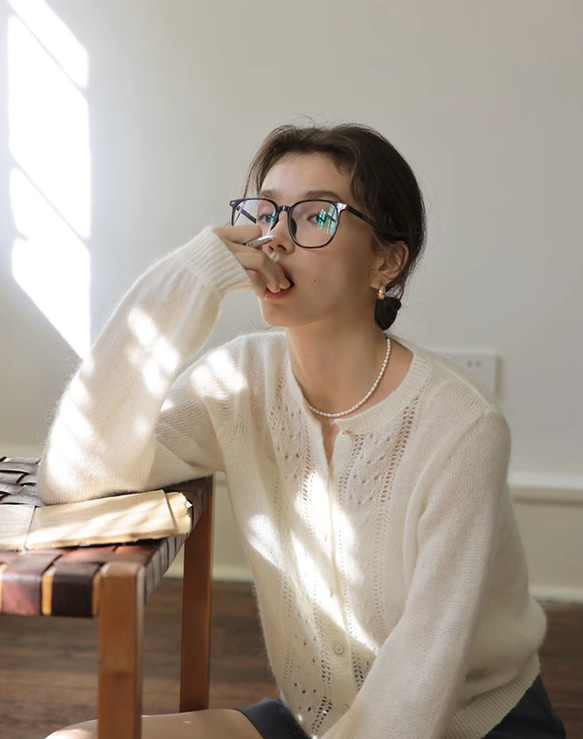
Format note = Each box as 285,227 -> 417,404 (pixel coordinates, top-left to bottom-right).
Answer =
265,212 -> 294,252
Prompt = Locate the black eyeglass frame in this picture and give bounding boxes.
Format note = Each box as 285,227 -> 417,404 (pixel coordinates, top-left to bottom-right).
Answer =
228,197 -> 377,249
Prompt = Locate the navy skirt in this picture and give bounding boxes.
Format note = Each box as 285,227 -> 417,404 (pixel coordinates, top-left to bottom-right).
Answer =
235,675 -> 566,738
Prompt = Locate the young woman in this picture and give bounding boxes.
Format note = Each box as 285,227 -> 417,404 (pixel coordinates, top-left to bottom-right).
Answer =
42,124 -> 565,739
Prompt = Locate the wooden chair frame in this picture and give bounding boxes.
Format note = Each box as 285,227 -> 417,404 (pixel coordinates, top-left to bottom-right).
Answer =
95,494 -> 214,739
0,459 -> 214,739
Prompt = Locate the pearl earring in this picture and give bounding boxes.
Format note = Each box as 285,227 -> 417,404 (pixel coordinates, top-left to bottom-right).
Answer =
377,285 -> 386,300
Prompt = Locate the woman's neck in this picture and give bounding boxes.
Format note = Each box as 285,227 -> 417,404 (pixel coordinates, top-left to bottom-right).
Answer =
285,322 -> 390,417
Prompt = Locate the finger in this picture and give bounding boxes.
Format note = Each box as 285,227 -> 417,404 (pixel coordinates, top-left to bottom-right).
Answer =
239,252 -> 290,293
247,270 -> 271,298
212,225 -> 290,293
213,224 -> 262,246
236,251 -> 291,293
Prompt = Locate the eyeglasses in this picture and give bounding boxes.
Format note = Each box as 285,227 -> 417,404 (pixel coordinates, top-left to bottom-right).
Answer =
229,197 -> 372,248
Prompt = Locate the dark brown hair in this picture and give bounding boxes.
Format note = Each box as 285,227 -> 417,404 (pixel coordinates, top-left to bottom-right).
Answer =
243,123 -> 426,330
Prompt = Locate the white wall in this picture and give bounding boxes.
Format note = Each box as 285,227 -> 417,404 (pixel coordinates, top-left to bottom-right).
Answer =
1,1 -> 581,598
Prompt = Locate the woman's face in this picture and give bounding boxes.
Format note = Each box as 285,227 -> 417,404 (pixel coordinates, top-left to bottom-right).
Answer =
256,152 -> 387,331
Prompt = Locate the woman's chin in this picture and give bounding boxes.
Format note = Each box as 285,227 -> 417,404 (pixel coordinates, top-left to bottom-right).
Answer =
258,299 -> 301,329
258,304 -> 289,328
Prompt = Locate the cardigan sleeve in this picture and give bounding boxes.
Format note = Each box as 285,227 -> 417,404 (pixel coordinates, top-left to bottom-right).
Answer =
321,410 -> 512,739
38,227 -> 251,504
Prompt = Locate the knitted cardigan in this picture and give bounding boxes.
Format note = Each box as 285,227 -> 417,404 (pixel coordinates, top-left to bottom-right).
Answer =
38,228 -> 546,739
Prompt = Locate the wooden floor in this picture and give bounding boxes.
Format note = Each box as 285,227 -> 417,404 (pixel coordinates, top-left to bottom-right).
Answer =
0,580 -> 580,739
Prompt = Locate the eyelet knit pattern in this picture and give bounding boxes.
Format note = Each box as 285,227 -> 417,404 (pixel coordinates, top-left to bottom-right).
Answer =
38,229 -> 546,739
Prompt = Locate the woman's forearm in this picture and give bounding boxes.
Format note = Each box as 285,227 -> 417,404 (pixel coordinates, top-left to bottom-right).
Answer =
38,227 -> 250,504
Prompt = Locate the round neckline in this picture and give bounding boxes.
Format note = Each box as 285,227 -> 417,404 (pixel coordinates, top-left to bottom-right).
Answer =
283,334 -> 433,434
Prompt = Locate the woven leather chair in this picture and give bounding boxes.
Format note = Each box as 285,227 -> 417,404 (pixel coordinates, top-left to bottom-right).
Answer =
0,456 -> 214,739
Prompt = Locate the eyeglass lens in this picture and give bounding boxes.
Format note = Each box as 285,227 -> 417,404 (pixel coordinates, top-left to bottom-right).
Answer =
233,199 -> 339,247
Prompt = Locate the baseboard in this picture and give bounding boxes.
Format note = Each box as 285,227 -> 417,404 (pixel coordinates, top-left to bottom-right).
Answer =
532,586 -> 583,604
164,549 -> 252,581
3,441 -> 580,602
0,443 -> 43,459
510,480 -> 583,604
211,564 -> 253,582
510,474 -> 583,504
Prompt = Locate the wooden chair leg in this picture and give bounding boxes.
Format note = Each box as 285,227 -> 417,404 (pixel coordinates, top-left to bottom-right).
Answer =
97,561 -> 145,739
180,491 -> 214,711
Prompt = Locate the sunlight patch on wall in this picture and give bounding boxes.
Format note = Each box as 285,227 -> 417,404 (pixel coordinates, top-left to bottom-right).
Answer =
7,0 -> 91,356
10,170 -> 90,356
8,0 -> 89,88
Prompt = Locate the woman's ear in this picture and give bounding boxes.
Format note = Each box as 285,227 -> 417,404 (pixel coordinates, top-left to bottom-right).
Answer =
371,241 -> 409,290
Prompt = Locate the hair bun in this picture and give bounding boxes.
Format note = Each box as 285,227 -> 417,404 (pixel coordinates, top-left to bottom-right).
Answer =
374,296 -> 402,331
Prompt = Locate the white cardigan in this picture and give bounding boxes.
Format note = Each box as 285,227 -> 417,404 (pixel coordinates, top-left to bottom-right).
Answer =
38,228 -> 546,739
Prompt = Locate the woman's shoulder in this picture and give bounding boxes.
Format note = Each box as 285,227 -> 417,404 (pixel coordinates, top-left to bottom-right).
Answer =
396,336 -> 506,422
387,339 -> 511,464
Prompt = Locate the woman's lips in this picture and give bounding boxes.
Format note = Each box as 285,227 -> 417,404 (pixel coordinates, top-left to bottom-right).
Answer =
264,283 -> 294,299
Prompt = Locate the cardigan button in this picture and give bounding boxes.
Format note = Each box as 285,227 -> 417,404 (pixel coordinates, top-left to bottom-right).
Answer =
342,704 -> 350,713
334,645 -> 344,655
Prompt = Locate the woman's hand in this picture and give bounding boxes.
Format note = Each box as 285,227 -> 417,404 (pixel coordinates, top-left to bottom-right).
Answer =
213,225 -> 291,298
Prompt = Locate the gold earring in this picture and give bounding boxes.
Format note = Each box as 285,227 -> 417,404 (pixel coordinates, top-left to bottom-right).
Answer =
377,285 -> 386,300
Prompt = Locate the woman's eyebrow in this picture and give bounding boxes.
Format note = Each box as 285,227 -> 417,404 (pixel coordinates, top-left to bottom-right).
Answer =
258,189 -> 277,199
259,188 -> 345,201
304,189 -> 344,201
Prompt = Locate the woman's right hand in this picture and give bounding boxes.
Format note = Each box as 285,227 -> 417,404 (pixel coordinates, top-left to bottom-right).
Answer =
212,225 -> 291,298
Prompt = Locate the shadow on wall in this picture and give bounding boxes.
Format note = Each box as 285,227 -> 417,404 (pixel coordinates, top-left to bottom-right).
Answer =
0,273 -> 76,448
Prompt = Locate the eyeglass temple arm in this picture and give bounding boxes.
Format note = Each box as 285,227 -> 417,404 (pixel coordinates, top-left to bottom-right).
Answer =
342,203 -> 366,222
230,200 -> 259,224
342,203 -> 390,234
238,208 -> 257,223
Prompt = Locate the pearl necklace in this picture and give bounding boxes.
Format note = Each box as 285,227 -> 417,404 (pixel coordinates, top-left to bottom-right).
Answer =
304,336 -> 392,418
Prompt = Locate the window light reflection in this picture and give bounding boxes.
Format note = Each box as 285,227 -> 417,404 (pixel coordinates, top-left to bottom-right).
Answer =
8,0 -> 89,88
8,14 -> 90,240
8,2 -> 91,357
127,307 -> 181,375
11,170 -> 91,357
247,512 -> 283,566
190,349 -> 248,400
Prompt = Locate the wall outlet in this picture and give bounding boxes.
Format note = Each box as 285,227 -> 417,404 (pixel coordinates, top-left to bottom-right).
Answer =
440,351 -> 499,397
